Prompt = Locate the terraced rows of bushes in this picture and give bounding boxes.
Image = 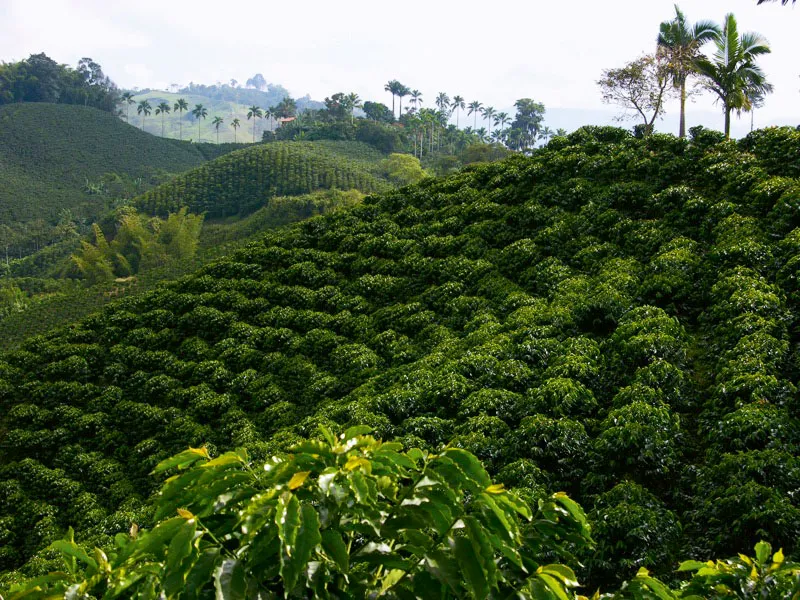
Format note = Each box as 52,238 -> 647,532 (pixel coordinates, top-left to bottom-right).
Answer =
1,126 -> 800,590
133,142 -> 388,219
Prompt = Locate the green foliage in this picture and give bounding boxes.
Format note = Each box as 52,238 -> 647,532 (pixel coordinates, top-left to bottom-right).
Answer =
380,153 -> 430,186
5,430 -> 591,599
0,103 -> 207,226
1,125 -> 800,593
135,141 -> 387,219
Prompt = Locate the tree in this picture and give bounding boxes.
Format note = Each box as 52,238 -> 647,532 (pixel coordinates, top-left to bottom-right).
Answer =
120,91 -> 135,122
191,103 -> 207,141
409,89 -> 423,112
539,126 -> 554,144
212,115 -> 224,143
509,98 -> 546,151
246,104 -> 263,142
173,98 -> 189,140
384,79 -> 399,119
482,106 -> 496,135
6,429 -> 591,599
468,100 -> 483,129
346,92 -> 362,124
245,73 -> 266,90
155,101 -> 171,137
136,99 -> 151,131
451,95 -> 465,128
230,117 -> 240,142
694,13 -> 772,138
495,111 -> 511,132
598,53 -> 674,135
396,83 -> 410,119
381,153 -> 430,185
658,6 -> 720,138
363,101 -> 394,123
273,96 -> 297,119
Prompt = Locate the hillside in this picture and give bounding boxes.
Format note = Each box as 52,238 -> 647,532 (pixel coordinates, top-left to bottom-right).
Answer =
1,126 -> 800,590
0,103 -> 213,224
133,141 -> 388,219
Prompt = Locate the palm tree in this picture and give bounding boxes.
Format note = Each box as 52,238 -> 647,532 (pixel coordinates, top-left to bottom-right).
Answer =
155,101 -> 171,137
409,89 -> 423,112
396,84 -> 410,119
136,100 -> 151,131
121,92 -> 135,122
658,6 -> 720,138
468,101 -> 483,129
481,106 -> 496,135
451,95 -> 465,128
555,128 -> 568,137
475,127 -> 488,143
384,80 -> 401,120
174,98 -> 189,140
192,104 -> 208,141
346,92 -> 362,124
494,111 -> 511,131
694,13 -> 772,138
231,117 -> 241,142
246,105 -> 263,142
212,116 -> 224,143
539,126 -> 554,145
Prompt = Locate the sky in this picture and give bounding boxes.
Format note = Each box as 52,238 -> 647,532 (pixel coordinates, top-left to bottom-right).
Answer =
1,0 -> 797,137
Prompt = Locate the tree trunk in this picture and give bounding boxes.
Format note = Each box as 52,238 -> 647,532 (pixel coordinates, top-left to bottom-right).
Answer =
179,114 -> 183,141
679,82 -> 687,139
724,103 -> 731,138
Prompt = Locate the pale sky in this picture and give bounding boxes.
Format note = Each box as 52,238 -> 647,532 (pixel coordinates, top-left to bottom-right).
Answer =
1,0 -> 797,136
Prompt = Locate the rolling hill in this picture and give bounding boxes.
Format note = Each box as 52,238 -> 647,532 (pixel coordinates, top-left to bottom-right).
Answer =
0,103 -> 221,224
133,141 -> 388,219
1,125 -> 800,592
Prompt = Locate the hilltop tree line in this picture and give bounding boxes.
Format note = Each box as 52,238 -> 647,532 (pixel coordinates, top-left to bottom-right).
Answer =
600,8 -> 776,138
0,54 -> 119,113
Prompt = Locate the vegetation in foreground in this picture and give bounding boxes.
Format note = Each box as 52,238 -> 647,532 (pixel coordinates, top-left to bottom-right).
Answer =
2,125 -> 800,592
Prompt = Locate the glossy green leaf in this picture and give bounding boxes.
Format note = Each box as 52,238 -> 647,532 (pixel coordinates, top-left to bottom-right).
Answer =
213,558 -> 246,600
321,529 -> 349,573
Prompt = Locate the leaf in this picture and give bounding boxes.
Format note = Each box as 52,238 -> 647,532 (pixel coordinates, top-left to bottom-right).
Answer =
537,572 -> 571,600
345,456 -> 370,472
201,452 -> 246,469
166,519 -> 197,575
276,492 -> 304,592
185,547 -> 221,600
485,484 -> 505,494
380,569 -> 407,596
755,540 -> 771,565
321,529 -> 349,573
49,539 -> 97,571
177,508 -> 195,520
343,425 -> 373,439
677,560 -> 708,572
151,447 -> 209,475
288,471 -> 310,490
540,564 -> 580,588
454,534 -> 490,599
213,558 -> 246,600
773,548 -> 785,565
440,448 -> 491,489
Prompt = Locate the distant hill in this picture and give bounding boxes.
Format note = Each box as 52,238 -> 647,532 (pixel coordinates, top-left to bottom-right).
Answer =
134,140 -> 389,219
0,103 -> 216,224
123,90 -> 322,144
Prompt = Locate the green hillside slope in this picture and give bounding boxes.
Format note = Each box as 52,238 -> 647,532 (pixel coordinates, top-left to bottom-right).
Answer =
2,126 -> 800,589
133,141 -> 388,219
0,103 -> 210,224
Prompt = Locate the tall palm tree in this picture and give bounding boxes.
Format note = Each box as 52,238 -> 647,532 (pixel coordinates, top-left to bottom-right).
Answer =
121,92 -> 135,122
409,89 -> 423,112
231,117 -> 241,142
174,98 -> 189,140
155,101 -> 171,137
481,106 -> 496,135
246,105 -> 263,142
136,100 -> 151,131
694,13 -> 772,138
384,80 -> 399,120
658,6 -> 720,138
192,104 -> 208,141
451,95 -> 465,128
468,101 -> 483,129
212,116 -> 224,143
539,126 -> 554,145
346,92 -> 362,124
494,111 -> 511,131
396,84 -> 410,119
